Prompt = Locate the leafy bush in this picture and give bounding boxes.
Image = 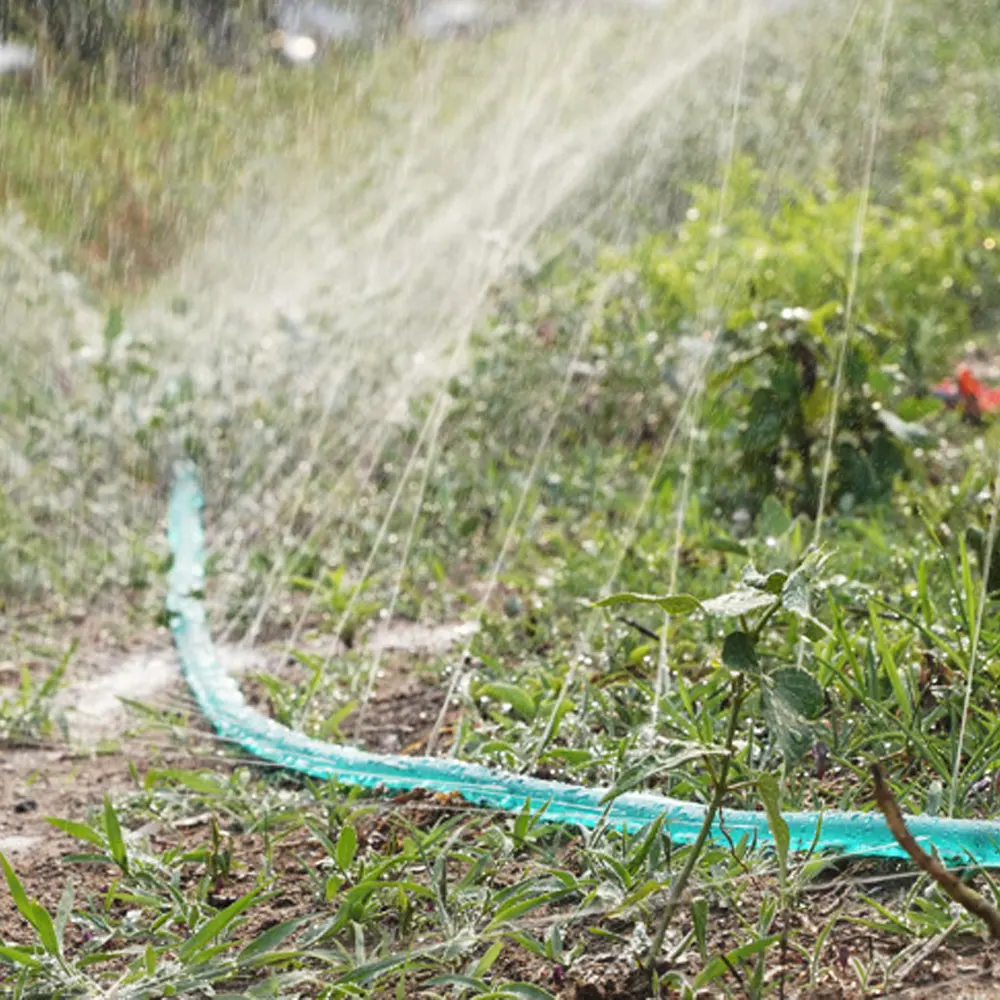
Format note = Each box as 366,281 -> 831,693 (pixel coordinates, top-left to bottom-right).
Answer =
632,150 -> 1000,515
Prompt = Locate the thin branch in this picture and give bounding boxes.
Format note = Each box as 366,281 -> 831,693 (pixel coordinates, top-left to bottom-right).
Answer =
871,764 -> 1000,939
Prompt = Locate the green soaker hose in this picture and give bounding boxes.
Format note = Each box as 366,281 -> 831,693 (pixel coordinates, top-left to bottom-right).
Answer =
167,461 -> 1000,864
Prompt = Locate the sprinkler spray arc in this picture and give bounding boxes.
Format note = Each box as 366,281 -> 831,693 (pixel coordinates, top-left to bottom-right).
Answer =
169,462 -> 1000,866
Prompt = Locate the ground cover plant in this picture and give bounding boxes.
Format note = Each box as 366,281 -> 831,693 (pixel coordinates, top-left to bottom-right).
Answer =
6,0 -> 1000,997
9,134 -> 1000,996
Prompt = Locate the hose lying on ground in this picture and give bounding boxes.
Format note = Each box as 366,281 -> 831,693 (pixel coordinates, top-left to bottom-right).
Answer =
167,460 -> 1000,865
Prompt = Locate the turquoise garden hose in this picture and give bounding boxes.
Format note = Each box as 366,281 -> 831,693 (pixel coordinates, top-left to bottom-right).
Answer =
168,461 -> 1000,865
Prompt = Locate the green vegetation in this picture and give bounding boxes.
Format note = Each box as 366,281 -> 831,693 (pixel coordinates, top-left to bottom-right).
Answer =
0,644 -> 71,746
6,0 -> 1000,996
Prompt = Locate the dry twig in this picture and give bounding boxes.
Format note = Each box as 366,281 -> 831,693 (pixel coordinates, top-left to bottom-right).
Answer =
871,763 -> 1000,939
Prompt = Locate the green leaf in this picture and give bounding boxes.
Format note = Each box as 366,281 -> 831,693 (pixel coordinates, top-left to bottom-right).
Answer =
592,592 -> 702,614
803,616 -> 830,641
705,536 -> 750,556
337,951 -> 412,984
473,939 -> 505,978
0,944 -> 41,969
102,305 -> 125,346
486,889 -> 574,930
771,667 -> 824,719
758,496 -> 792,537
45,817 -> 106,848
781,571 -> 810,617
694,934 -> 782,988
103,797 -> 128,874
721,631 -> 759,673
477,683 -> 536,721
335,826 -> 358,872
179,890 -> 261,961
757,774 -> 790,878
702,589 -> 778,618
238,916 -> 312,962
489,985 -> 556,1000
628,643 -> 653,665
761,688 -> 813,763
618,879 -> 661,910
876,408 -> 935,445
0,854 -> 60,955
868,601 -> 912,726
427,975 -> 488,993
144,769 -> 229,795
31,904 -> 60,957
600,747 -> 725,803
54,879 -> 74,953
896,395 -> 942,422
691,897 -> 709,960
1,853 -> 33,919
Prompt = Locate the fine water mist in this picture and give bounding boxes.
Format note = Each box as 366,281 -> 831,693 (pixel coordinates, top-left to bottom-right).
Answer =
4,0 -> 873,727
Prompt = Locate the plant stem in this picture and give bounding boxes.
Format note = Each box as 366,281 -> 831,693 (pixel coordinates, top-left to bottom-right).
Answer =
646,672 -> 747,976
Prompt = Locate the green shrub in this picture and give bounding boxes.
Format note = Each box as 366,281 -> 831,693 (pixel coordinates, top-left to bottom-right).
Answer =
631,150 -> 1000,515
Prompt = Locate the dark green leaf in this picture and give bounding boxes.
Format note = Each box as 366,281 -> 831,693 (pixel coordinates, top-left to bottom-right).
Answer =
722,631 -> 759,673
771,667 -> 824,718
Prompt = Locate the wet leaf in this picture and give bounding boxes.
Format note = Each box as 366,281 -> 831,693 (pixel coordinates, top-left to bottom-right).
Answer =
761,688 -> 814,764
702,588 -> 778,617
722,631 -> 759,673
478,682 -> 536,721
771,666 -> 824,718
782,570 -> 810,617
